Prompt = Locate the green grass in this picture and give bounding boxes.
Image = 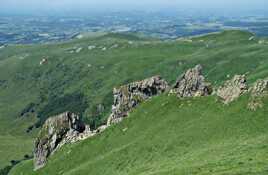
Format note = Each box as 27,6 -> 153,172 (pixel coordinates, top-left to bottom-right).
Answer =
10,94 -> 268,175
1,30 -> 268,171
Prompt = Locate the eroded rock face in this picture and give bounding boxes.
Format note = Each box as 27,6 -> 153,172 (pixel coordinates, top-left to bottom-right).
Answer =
251,79 -> 268,96
169,65 -> 212,97
107,76 -> 169,125
217,75 -> 248,104
248,79 -> 268,110
34,112 -> 86,170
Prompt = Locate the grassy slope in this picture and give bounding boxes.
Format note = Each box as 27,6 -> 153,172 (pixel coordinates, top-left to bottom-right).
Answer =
1,30 -> 268,169
10,94 -> 268,175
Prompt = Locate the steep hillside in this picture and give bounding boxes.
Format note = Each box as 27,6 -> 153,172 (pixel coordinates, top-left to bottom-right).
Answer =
1,30 -> 268,171
10,94 -> 268,175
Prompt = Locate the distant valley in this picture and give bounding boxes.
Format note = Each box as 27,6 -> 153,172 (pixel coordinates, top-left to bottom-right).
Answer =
1,10 -> 268,45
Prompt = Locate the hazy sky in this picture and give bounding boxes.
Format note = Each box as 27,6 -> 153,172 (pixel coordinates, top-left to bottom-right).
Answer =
1,0 -> 268,14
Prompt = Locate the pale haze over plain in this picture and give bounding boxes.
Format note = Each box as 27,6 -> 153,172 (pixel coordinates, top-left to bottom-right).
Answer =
1,0 -> 268,13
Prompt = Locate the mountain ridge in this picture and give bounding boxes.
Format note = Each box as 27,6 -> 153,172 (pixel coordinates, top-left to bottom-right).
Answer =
0,30 -> 268,174
30,63 -> 267,173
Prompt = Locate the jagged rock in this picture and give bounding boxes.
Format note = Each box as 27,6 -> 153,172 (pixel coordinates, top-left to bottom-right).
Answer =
169,65 -> 212,97
217,75 -> 247,104
107,76 -> 169,125
34,112 -> 86,170
64,125 -> 91,143
248,79 -> 268,110
251,79 -> 268,96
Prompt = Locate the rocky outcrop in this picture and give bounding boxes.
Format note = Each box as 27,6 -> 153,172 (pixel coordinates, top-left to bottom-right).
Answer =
169,65 -> 212,97
250,79 -> 268,96
217,75 -> 248,104
34,112 -> 87,170
58,125 -> 93,146
248,79 -> 268,110
33,65 -> 268,171
107,76 -> 169,125
33,76 -> 169,170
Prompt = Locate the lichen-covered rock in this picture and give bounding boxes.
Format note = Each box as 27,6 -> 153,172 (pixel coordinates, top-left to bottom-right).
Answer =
248,79 -> 268,110
34,112 -> 86,170
217,75 -> 247,104
169,65 -> 212,97
107,76 -> 169,125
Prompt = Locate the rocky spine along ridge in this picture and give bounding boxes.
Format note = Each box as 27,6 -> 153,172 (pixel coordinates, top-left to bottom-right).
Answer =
33,65 -> 212,170
217,75 -> 248,104
169,65 -> 213,97
33,65 -> 268,171
107,76 -> 169,125
248,79 -> 268,110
